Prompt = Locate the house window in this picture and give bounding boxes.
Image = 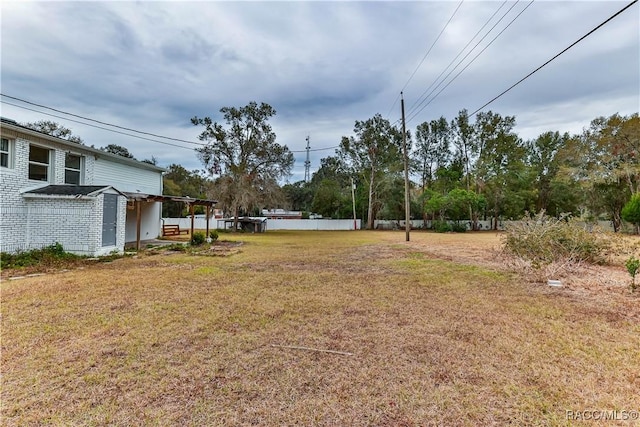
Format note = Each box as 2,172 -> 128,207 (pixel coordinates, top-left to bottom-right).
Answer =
1,138 -> 11,168
28,145 -> 51,181
65,153 -> 82,184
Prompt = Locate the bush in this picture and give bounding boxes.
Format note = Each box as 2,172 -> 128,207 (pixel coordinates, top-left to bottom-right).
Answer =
164,243 -> 188,252
190,232 -> 206,246
625,256 -> 640,292
451,222 -> 467,233
209,230 -> 219,242
622,193 -> 640,230
502,212 -> 609,271
1,242 -> 79,269
432,220 -> 452,233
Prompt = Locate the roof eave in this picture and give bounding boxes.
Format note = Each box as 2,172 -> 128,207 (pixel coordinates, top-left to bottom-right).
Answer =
0,121 -> 166,172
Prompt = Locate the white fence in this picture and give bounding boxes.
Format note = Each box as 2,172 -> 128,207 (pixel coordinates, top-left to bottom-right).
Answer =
163,217 -> 622,233
162,217 -> 213,230
267,219 -> 361,230
162,218 -> 361,231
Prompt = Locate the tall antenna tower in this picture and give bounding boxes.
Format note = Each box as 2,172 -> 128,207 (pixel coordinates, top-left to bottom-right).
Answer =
304,135 -> 311,182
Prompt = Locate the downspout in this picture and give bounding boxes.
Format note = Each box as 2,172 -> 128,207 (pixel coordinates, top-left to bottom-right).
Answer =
26,201 -> 32,250
159,171 -> 164,238
136,200 -> 142,251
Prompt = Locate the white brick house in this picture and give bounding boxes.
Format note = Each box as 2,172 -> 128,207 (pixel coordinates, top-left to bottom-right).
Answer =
0,118 -> 166,256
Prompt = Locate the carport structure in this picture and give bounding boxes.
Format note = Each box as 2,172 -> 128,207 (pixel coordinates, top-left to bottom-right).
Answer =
124,193 -> 218,250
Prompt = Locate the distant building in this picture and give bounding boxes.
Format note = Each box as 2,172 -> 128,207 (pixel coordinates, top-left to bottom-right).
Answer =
188,209 -> 224,219
261,208 -> 302,219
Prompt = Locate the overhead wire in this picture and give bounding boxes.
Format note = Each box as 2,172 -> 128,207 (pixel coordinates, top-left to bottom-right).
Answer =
385,0 -> 465,119
469,0 -> 639,116
405,0 -> 511,117
389,0 -> 517,128
406,0 -> 535,124
1,100 -> 201,151
1,96 -> 341,154
289,145 -> 340,153
400,0 -> 465,94
0,93 -> 202,146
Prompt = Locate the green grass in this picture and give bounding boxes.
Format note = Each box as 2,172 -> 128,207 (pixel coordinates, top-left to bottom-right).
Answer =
2,231 -> 638,426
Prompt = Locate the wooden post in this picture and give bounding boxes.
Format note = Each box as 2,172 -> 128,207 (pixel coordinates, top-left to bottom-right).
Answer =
401,92 -> 410,242
351,178 -> 357,230
190,203 -> 195,236
136,200 -> 142,251
206,205 -> 211,238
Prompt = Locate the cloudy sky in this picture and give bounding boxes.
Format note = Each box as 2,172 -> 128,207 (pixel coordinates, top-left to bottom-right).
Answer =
1,1 -> 638,182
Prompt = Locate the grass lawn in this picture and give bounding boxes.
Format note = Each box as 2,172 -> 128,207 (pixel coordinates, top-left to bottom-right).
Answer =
2,231 -> 639,426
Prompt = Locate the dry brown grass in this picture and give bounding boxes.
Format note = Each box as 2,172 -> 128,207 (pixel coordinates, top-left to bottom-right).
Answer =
2,231 -> 639,426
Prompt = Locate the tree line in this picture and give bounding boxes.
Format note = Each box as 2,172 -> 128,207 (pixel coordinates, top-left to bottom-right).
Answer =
188,103 -> 637,231
21,107 -> 639,231
281,109 -> 638,231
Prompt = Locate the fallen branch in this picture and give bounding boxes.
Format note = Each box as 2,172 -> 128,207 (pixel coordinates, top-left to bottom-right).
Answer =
270,344 -> 354,356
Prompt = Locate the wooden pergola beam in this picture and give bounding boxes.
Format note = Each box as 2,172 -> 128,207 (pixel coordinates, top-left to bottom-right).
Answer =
190,203 -> 195,236
206,205 -> 211,238
124,192 -> 217,247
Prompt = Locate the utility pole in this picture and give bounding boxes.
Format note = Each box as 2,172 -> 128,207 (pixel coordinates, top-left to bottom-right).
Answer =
401,92 -> 410,242
304,136 -> 311,182
351,178 -> 357,230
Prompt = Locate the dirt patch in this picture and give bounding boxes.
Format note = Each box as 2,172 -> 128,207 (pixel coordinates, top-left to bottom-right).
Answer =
391,231 -> 640,321
190,240 -> 243,257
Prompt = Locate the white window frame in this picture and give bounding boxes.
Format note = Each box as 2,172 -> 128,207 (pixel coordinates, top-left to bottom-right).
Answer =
28,144 -> 52,182
1,137 -> 13,169
64,153 -> 84,185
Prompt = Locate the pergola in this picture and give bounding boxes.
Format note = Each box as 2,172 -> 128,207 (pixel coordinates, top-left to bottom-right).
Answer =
124,192 -> 218,250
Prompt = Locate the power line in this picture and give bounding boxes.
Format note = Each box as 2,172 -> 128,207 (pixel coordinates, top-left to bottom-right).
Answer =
289,145 -> 339,153
1,93 -> 341,154
408,0 -> 535,121
0,93 -> 203,145
401,0 -> 464,93
1,100 -> 200,151
385,0 -> 464,119
470,0 -> 639,116
405,0 -> 511,117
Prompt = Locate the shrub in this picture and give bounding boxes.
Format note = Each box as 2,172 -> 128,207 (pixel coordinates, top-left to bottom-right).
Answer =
190,232 -> 206,246
625,256 -> 640,292
432,220 -> 452,233
164,243 -> 188,252
451,222 -> 467,233
622,193 -> 640,231
0,243 -> 79,269
502,212 -> 610,271
209,230 -> 219,242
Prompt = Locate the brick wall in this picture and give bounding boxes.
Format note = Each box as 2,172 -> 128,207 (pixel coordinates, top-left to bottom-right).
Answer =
24,198 -> 96,254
